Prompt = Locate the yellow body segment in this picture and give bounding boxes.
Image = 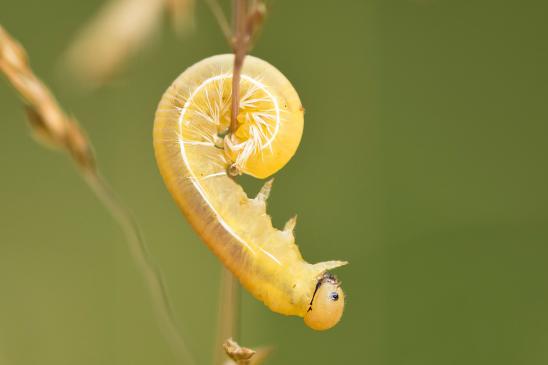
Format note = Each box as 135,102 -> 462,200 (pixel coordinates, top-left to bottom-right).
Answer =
153,54 -> 346,322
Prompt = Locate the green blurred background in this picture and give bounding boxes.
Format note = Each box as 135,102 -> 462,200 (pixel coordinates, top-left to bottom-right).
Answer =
1,0 -> 547,364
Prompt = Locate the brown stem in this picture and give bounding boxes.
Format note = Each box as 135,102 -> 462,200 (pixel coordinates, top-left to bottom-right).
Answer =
213,268 -> 240,365
205,0 -> 232,42
1,25 -> 195,365
230,54 -> 244,133
230,0 -> 248,134
207,3 -> 268,363
83,171 -> 196,365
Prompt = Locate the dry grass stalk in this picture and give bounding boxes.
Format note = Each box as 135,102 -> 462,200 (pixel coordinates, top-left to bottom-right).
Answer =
210,2 -> 269,363
63,0 -> 164,87
1,25 -> 195,365
214,268 -> 240,364
204,0 -> 232,42
229,0 -> 266,133
223,338 -> 272,365
167,0 -> 196,36
63,0 -> 194,88
0,25 -> 95,170
224,338 -> 255,364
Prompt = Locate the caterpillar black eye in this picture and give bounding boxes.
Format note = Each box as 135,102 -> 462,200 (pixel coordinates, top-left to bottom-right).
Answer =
304,281 -> 345,331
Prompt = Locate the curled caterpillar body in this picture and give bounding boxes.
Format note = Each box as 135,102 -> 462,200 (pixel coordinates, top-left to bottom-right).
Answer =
154,54 -> 347,330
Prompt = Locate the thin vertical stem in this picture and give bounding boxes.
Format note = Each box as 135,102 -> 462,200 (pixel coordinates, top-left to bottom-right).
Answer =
204,0 -> 232,41
82,171 -> 196,365
230,0 -> 248,134
1,26 -> 195,365
213,267 -> 240,365
207,1 -> 266,362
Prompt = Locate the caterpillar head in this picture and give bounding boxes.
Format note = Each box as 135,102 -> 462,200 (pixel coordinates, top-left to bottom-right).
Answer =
304,273 -> 345,331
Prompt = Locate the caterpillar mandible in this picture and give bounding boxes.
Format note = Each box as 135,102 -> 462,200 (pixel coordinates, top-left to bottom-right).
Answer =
153,54 -> 347,330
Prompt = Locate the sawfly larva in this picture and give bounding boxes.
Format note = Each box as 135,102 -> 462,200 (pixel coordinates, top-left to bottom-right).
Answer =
153,54 -> 347,330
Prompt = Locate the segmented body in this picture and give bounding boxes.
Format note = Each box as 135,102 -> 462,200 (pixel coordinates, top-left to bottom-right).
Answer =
153,54 -> 345,318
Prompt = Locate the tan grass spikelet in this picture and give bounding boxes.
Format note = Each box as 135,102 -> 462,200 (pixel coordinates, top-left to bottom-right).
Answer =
223,338 -> 272,365
63,0 -> 165,87
0,25 -> 94,170
166,0 -> 196,36
63,0 -> 195,88
1,25 -> 195,364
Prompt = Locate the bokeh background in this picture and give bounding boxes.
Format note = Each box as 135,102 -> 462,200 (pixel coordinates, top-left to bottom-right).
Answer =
1,0 -> 547,364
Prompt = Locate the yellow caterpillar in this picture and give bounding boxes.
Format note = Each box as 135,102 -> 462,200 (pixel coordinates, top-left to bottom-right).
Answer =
153,54 -> 347,330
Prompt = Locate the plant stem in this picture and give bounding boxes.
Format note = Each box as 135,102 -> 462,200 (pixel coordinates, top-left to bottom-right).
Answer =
1,25 -> 195,365
83,171 -> 196,365
213,267 -> 240,365
205,0 -> 232,42
230,0 -> 248,134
